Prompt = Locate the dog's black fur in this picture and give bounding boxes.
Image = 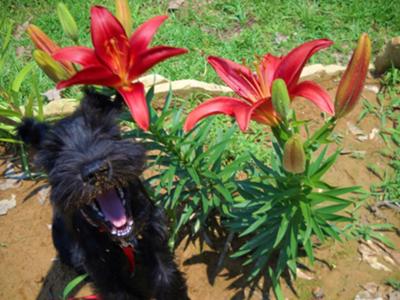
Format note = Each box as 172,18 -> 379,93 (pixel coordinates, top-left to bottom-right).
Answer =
18,91 -> 189,300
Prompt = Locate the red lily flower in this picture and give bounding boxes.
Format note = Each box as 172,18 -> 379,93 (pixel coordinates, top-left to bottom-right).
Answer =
53,6 -> 188,130
184,39 -> 334,132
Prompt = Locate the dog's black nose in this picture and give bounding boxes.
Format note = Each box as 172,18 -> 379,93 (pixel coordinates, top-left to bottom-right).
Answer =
82,160 -> 109,182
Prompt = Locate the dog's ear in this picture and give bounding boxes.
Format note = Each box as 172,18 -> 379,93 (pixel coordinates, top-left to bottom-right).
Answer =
17,118 -> 49,149
81,88 -> 123,115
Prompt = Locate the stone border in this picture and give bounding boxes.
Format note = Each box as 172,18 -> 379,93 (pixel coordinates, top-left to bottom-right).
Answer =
43,64 -> 370,117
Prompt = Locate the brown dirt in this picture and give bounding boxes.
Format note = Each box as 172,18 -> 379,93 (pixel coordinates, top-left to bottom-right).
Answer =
1,76 -> 400,300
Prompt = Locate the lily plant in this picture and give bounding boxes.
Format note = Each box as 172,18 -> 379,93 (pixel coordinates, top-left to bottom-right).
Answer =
28,5 -> 187,131
185,34 -> 371,299
184,39 -> 334,132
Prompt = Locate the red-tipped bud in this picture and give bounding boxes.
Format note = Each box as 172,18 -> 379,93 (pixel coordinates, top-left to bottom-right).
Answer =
27,24 -> 60,55
33,50 -> 71,83
115,0 -> 133,36
335,33 -> 371,118
283,135 -> 306,174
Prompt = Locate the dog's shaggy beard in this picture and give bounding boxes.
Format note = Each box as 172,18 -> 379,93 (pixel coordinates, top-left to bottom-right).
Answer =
47,138 -> 145,210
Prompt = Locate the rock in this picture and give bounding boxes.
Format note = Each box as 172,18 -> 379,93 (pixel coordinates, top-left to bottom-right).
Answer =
358,240 -> 399,272
365,84 -> 380,94
0,178 -> 20,190
301,64 -> 346,79
0,194 -> 16,215
347,122 -> 365,136
139,74 -> 169,87
374,37 -> 400,75
312,287 -> 324,299
42,88 -> 62,101
296,268 -> 315,280
369,128 -> 380,140
38,186 -> 50,205
168,0 -> 184,11
153,79 -> 232,98
389,291 -> 400,300
43,98 -> 78,117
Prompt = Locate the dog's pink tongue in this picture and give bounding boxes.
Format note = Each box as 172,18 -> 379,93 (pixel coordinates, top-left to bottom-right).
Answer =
96,189 -> 127,228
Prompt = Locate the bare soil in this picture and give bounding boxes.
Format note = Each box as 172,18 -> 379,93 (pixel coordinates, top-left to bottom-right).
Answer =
0,76 -> 399,300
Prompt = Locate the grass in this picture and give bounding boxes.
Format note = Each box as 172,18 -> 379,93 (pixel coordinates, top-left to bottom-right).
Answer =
359,67 -> 400,203
1,0 -> 400,91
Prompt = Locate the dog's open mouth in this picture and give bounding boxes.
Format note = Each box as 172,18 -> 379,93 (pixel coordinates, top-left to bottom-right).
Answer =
81,187 -> 133,238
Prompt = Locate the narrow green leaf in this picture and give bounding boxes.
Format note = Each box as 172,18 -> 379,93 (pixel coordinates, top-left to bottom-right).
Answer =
239,216 -> 267,237
12,62 -> 35,93
311,148 -> 341,181
62,274 -> 88,300
308,145 -> 328,177
162,84 -> 173,115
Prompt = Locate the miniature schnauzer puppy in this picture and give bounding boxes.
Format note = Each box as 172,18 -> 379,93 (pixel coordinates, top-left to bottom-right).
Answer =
18,91 -> 189,300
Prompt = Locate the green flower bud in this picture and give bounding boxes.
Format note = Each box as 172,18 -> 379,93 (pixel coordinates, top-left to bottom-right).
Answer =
57,2 -> 79,42
33,49 -> 70,82
271,78 -> 291,122
283,135 -> 306,174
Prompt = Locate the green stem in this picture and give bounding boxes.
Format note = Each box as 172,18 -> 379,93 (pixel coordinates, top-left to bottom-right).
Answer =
304,117 -> 337,149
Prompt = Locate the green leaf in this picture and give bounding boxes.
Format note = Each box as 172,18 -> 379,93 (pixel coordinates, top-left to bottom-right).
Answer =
162,84 -> 173,115
269,267 -> 284,300
311,148 -> 341,181
62,274 -> 88,300
214,183 -> 233,202
308,192 -> 351,206
12,62 -> 35,93
310,216 -> 325,242
0,108 -> 21,119
303,238 -> 315,264
251,153 -> 279,176
273,210 -> 294,248
239,215 -> 267,237
308,145 -> 328,177
315,203 -> 351,214
186,167 -> 201,185
145,85 -> 157,122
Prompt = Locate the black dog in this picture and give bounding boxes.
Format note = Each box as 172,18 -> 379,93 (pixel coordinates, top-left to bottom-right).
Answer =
18,91 -> 189,300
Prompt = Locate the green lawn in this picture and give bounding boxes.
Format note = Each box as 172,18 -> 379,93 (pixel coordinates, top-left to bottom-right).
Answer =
2,0 -> 400,91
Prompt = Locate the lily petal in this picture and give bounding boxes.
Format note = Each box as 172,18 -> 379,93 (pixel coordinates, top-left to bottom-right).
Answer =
53,46 -> 100,67
129,15 -> 168,55
184,97 -> 253,132
129,46 -> 188,79
252,100 -> 280,126
90,6 -> 130,73
261,54 -> 282,88
117,82 -> 149,131
274,39 -> 333,89
56,66 -> 121,89
291,80 -> 334,115
208,56 -> 259,103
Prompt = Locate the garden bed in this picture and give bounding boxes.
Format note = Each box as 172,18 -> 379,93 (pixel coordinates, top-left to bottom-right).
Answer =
1,74 -> 399,300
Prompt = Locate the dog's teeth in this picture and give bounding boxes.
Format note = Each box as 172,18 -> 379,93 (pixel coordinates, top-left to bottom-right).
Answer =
128,219 -> 133,226
91,202 -> 99,212
112,228 -> 117,235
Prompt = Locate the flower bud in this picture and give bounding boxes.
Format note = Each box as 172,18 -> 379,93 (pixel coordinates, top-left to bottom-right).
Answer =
33,49 -> 70,83
335,33 -> 371,118
115,0 -> 133,36
283,135 -> 306,174
27,25 -> 60,54
271,78 -> 291,122
57,2 -> 79,42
